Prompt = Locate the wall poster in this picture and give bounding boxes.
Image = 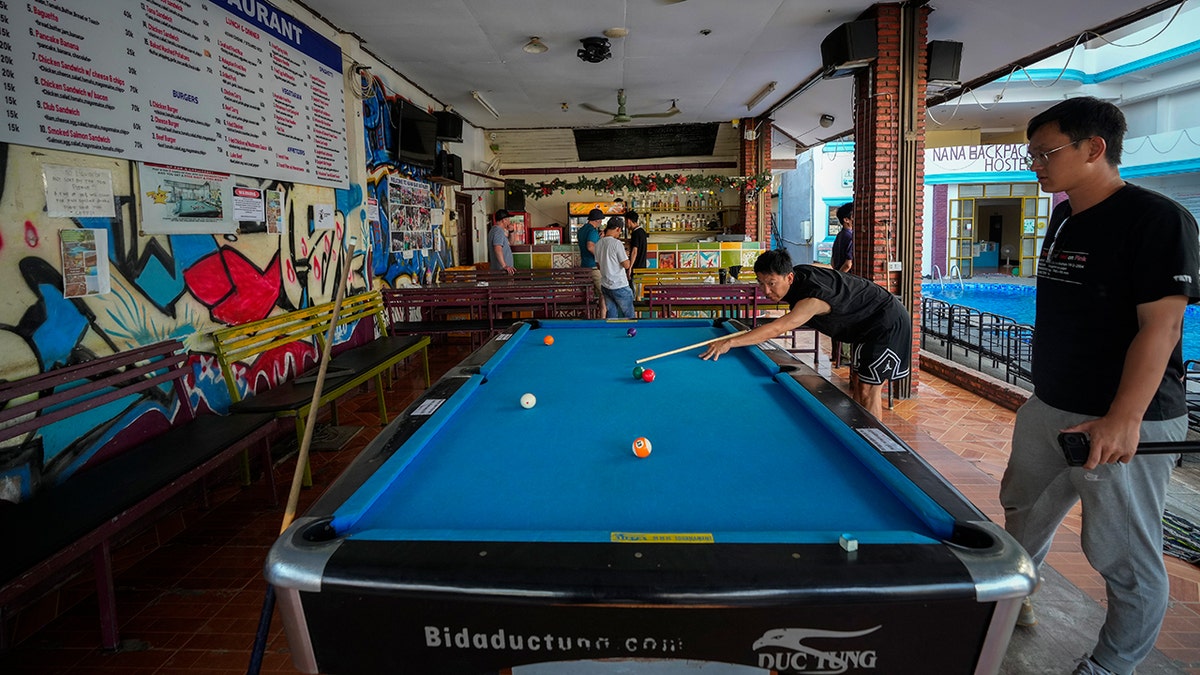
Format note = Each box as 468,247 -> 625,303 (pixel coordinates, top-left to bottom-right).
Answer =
138,162 -> 235,234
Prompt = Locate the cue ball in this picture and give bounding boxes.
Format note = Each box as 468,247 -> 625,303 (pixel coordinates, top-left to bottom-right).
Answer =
632,366 -> 645,380
641,368 -> 656,383
627,328 -> 637,337
632,437 -> 652,458
543,335 -> 555,346
520,393 -> 536,409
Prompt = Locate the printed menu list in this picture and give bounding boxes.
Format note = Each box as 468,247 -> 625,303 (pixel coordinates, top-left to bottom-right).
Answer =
0,0 -> 347,188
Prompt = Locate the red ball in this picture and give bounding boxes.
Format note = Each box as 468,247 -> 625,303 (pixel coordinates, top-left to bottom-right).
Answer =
641,368 -> 656,382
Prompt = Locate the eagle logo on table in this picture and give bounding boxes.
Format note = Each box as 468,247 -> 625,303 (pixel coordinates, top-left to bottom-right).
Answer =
752,626 -> 881,674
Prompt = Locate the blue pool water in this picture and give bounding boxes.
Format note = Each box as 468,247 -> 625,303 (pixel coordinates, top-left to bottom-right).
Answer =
924,283 -> 1199,364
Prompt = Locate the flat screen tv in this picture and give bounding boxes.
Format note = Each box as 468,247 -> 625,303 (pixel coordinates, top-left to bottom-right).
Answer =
393,100 -> 438,168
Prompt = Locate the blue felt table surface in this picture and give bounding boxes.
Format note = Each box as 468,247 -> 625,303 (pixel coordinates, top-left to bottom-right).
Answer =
332,320 -> 953,545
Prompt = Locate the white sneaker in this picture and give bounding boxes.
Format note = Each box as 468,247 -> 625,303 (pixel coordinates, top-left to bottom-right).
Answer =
1071,655 -> 1117,675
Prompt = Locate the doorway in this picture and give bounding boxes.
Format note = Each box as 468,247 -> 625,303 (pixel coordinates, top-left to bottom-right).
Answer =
455,193 -> 474,267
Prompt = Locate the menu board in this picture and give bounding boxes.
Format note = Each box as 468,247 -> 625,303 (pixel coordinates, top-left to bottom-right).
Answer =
0,0 -> 348,188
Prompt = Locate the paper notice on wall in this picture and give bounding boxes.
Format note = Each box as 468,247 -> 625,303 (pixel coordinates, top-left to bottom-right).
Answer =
265,190 -> 284,234
59,229 -> 111,298
139,163 -> 237,234
43,165 -> 116,218
367,197 -> 380,225
232,187 -> 266,222
314,203 -> 336,230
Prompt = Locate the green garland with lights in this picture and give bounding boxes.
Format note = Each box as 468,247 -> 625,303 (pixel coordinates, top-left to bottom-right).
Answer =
511,171 -> 773,199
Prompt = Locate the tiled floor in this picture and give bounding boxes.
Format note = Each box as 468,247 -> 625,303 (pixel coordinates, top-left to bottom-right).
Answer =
1,338 -> 1197,674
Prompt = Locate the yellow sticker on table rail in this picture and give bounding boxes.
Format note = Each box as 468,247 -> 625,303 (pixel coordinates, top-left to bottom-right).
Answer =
610,532 -> 714,544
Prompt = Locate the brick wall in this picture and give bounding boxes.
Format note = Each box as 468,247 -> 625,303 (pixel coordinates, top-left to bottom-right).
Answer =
852,3 -> 930,396
739,118 -> 771,242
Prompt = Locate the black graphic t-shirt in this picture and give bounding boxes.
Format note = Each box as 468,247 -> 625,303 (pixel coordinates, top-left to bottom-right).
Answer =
1034,183 -> 1200,418
780,265 -> 899,343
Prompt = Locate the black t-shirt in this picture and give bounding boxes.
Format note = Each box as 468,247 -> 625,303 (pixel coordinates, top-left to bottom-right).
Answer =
629,227 -> 649,268
831,228 -> 853,270
1033,183 -> 1200,419
780,265 -> 899,343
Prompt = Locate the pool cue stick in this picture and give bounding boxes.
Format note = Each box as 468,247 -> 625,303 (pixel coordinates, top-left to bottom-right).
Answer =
247,236 -> 358,675
1058,432 -> 1200,467
635,329 -> 750,364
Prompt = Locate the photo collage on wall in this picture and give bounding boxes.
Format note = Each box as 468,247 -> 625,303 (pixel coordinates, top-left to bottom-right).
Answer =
387,176 -> 433,252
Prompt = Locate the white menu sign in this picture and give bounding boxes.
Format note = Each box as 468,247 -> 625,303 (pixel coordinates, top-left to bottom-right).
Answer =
0,0 -> 348,188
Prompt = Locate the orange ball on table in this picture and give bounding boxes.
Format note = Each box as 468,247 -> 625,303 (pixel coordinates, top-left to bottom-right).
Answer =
543,335 -> 554,346
632,437 -> 652,458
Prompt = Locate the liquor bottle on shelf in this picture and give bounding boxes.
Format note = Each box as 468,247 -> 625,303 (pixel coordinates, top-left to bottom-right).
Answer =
686,197 -> 693,209
673,194 -> 680,209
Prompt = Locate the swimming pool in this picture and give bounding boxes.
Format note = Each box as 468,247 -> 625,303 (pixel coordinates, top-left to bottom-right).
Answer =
923,282 -> 1199,364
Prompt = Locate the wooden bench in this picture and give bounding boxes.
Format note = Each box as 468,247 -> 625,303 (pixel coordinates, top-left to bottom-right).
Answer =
211,291 -> 431,459
382,286 -> 494,345
441,267 -> 593,285
643,283 -> 758,321
0,339 -> 278,650
488,283 -> 595,321
631,268 -> 726,300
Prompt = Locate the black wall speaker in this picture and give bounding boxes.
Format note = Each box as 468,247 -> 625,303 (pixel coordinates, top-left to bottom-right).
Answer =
433,151 -> 463,183
927,40 -> 963,84
820,19 -> 877,79
434,111 -> 463,142
505,179 -> 526,212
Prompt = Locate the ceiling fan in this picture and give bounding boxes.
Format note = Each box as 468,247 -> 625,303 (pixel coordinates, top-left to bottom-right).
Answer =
581,89 -> 680,124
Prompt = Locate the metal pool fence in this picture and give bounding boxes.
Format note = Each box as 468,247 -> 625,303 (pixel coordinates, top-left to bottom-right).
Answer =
921,297 -> 1034,387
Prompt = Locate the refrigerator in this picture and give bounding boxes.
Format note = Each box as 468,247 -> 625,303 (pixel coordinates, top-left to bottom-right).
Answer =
496,211 -> 529,245
531,226 -> 562,245
566,201 -> 625,243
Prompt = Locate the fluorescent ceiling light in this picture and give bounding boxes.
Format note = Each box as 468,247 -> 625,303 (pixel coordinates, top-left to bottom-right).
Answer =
745,81 -> 777,111
471,90 -> 500,119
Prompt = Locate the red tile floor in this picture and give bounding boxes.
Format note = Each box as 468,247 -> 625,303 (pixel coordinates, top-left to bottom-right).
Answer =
1,338 -> 1197,674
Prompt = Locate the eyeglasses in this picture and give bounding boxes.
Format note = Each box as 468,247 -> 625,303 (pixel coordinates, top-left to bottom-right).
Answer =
1023,137 -> 1092,169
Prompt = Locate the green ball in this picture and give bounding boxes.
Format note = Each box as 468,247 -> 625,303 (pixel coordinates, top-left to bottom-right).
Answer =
632,366 -> 645,380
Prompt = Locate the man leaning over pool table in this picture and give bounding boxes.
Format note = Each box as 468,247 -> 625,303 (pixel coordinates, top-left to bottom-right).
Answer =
700,249 -> 910,418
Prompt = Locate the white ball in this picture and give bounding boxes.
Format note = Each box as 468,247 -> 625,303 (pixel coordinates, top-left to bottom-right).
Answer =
520,393 -> 536,409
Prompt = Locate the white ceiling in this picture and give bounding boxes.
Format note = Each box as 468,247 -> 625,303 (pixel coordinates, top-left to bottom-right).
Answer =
296,0 -> 1183,147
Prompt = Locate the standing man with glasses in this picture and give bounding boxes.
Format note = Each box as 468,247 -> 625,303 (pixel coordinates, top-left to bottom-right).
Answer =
1001,96 -> 1199,675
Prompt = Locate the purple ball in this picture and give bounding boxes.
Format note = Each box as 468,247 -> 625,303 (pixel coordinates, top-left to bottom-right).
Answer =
627,328 -> 637,338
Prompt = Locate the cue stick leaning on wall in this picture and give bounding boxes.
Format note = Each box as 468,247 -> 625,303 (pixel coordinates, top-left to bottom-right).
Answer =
635,329 -> 749,364
246,236 -> 358,675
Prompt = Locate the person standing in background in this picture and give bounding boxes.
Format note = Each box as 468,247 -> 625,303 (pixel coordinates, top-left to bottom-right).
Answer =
596,217 -> 634,318
578,208 -> 605,318
489,209 -> 515,274
831,202 -> 854,273
627,211 -> 647,292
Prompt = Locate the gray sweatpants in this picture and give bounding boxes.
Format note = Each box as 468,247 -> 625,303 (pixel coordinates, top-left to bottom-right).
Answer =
999,395 -> 1184,675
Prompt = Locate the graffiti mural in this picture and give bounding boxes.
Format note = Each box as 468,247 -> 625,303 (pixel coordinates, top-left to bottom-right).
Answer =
361,74 -> 447,288
0,146 -> 364,488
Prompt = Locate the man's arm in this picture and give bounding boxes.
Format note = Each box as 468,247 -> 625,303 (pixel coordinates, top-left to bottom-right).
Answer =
1064,295 -> 1188,468
492,243 -> 506,261
700,297 -> 830,360
838,258 -> 853,273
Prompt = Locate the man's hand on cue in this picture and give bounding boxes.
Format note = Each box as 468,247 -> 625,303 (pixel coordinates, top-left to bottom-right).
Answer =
700,337 -> 734,361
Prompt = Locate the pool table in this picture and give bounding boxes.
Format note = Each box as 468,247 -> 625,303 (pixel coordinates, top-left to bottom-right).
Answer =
267,318 -> 1036,675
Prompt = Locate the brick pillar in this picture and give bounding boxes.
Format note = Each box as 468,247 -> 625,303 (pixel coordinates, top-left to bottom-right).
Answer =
852,3 -> 929,397
739,118 -> 772,242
